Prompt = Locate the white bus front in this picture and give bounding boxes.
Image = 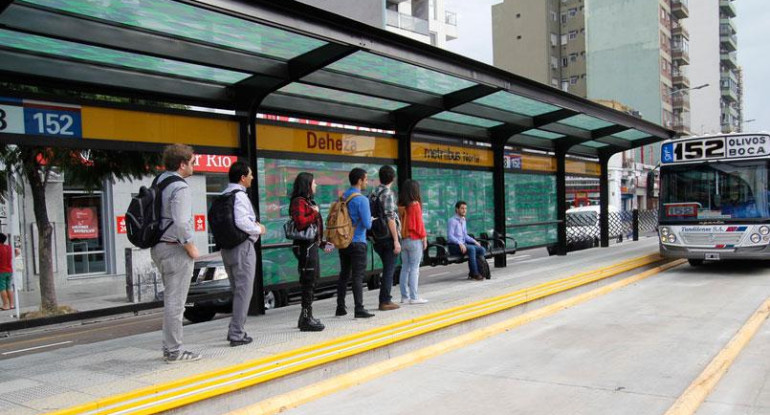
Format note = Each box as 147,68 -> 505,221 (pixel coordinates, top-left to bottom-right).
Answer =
658,133 -> 770,265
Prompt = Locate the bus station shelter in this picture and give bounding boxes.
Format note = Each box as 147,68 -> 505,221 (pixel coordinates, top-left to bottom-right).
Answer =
0,0 -> 674,315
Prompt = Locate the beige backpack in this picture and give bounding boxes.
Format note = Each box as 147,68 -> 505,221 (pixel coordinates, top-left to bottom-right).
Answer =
325,193 -> 363,249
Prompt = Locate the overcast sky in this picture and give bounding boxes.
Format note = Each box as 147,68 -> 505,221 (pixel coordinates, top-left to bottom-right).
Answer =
443,0 -> 766,133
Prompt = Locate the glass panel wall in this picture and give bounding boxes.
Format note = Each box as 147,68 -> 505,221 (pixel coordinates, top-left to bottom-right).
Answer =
505,173 -> 558,248
413,167 -> 494,239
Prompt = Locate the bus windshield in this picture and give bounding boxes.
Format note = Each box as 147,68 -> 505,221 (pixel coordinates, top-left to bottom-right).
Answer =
660,161 -> 770,222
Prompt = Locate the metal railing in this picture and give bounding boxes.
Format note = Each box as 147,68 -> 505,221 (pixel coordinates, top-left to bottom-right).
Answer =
386,10 -> 429,35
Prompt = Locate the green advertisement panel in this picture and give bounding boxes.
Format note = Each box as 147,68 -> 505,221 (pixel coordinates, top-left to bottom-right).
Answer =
413,166 -> 495,240
257,158 -> 388,285
505,173 -> 557,248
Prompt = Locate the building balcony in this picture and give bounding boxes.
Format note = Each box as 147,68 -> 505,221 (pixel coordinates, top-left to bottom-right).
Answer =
720,0 -> 737,18
386,10 -> 429,36
672,22 -> 689,40
673,72 -> 690,89
720,51 -> 738,69
672,94 -> 690,110
720,17 -> 737,35
672,121 -> 691,136
721,84 -> 739,103
720,30 -> 738,51
671,0 -> 689,19
672,46 -> 690,65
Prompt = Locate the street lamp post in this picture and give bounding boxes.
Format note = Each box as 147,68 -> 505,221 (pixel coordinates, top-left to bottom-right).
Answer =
742,118 -> 756,132
669,83 -> 709,96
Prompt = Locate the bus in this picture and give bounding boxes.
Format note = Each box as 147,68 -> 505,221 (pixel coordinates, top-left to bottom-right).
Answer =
658,133 -> 770,265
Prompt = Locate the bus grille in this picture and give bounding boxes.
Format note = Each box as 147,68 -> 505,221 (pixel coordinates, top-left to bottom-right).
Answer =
681,232 -> 743,245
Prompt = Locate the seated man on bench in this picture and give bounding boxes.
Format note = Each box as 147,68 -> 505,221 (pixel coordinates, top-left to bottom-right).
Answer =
447,201 -> 486,281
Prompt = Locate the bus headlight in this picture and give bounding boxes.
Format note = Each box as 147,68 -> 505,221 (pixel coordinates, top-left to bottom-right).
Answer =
667,234 -> 677,243
760,226 -> 770,235
660,227 -> 670,236
751,233 -> 762,243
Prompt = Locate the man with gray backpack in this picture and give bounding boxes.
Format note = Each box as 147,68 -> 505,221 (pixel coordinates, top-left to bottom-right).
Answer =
208,161 -> 265,347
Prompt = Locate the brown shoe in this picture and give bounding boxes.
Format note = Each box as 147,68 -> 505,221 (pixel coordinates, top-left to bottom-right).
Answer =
379,301 -> 400,311
469,274 -> 484,281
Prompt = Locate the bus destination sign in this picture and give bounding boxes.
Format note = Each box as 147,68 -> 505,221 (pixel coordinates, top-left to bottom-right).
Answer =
661,134 -> 770,164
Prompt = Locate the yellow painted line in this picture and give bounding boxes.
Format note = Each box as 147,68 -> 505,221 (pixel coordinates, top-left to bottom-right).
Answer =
45,253 -> 664,415
228,259 -> 686,415
664,293 -> 770,415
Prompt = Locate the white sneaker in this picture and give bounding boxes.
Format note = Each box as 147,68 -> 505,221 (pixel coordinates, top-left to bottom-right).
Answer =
401,297 -> 408,304
409,298 -> 428,305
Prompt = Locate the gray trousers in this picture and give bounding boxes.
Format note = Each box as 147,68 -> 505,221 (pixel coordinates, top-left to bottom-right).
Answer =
221,240 -> 256,341
151,243 -> 194,354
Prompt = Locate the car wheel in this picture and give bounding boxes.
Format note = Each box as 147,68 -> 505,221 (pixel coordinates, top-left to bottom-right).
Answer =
688,259 -> 704,267
183,307 -> 216,323
264,290 -> 276,310
276,289 -> 289,308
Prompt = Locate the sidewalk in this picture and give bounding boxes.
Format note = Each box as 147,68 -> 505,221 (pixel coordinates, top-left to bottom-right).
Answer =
0,239 -> 660,415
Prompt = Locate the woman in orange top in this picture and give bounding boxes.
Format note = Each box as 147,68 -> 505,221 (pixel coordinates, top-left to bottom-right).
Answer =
397,180 -> 428,304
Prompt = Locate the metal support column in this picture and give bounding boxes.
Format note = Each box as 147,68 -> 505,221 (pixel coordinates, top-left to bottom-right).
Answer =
492,137 -> 507,267
242,104 -> 266,316
396,125 -> 413,188
555,147 -> 568,256
599,153 -> 610,248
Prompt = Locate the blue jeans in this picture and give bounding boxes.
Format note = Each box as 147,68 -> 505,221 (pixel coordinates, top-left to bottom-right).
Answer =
449,244 -> 486,276
399,238 -> 424,300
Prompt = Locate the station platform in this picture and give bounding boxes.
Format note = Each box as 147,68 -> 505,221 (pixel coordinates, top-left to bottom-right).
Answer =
0,238 -> 662,415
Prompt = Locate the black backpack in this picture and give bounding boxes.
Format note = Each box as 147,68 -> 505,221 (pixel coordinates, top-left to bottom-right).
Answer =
368,187 -> 391,242
208,190 -> 251,249
126,175 -> 185,249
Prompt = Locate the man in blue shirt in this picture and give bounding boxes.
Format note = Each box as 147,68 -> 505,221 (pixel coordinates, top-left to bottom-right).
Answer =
447,201 -> 486,281
336,168 -> 375,318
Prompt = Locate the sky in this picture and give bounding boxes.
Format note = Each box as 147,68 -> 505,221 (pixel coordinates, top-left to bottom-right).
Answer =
443,0 -> 767,133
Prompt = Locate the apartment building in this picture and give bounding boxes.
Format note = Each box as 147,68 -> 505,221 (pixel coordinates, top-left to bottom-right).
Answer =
297,0 -> 458,48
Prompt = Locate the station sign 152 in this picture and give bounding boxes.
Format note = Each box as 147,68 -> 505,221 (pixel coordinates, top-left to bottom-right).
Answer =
0,97 -> 83,138
661,135 -> 770,163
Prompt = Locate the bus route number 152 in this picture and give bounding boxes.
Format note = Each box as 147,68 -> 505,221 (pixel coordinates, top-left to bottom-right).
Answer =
671,138 -> 725,161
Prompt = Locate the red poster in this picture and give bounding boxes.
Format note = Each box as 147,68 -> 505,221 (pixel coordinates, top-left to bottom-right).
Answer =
68,207 -> 99,239
116,216 -> 127,234
194,215 -> 206,232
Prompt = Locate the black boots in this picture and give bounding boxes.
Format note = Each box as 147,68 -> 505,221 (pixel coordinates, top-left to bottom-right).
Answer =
298,306 -> 325,331
298,283 -> 324,332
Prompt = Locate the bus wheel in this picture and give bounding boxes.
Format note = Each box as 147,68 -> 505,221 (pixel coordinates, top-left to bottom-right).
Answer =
367,274 -> 381,290
688,259 -> 704,266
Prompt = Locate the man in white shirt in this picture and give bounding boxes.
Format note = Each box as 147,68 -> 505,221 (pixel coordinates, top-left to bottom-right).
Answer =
221,161 -> 266,347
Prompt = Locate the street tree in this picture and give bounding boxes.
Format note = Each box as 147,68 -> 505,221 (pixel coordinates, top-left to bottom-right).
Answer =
0,145 -> 160,314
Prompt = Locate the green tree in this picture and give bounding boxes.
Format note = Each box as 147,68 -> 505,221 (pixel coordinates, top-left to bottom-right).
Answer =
0,146 -> 160,314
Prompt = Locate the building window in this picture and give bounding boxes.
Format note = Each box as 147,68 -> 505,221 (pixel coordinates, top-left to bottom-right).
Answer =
561,80 -> 569,91
561,13 -> 567,23
562,57 -> 568,67
568,30 -> 578,39
569,53 -> 578,62
551,56 -> 558,69
561,34 -> 567,45
552,78 -> 559,87
568,8 -> 577,17
570,76 -> 578,84
430,32 -> 437,46
551,33 -> 558,47
64,187 -> 106,276
550,11 -> 557,21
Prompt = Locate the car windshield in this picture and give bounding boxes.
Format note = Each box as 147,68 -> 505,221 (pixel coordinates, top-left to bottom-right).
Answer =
660,161 -> 770,221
